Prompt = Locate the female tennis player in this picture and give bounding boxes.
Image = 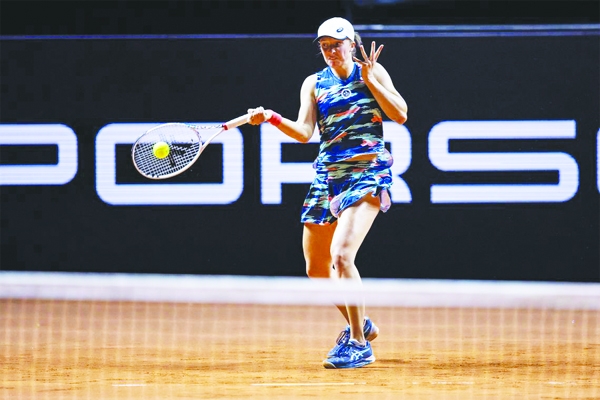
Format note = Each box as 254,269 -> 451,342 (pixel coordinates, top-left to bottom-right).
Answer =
247,17 -> 408,369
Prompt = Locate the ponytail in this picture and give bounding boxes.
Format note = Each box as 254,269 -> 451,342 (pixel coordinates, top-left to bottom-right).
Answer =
352,32 -> 362,57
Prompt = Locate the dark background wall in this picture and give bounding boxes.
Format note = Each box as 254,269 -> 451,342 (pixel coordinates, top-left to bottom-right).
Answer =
2,0 -> 599,36
1,1 -> 599,282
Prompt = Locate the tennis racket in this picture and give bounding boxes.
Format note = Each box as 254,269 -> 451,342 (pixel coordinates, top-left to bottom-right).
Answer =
131,113 -> 249,179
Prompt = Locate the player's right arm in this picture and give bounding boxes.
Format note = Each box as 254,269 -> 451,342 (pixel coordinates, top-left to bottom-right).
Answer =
247,74 -> 317,143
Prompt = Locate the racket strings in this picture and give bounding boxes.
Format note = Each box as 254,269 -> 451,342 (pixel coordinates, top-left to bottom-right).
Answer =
132,124 -> 202,179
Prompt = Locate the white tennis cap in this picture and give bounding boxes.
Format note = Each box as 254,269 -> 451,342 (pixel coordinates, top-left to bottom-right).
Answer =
316,17 -> 355,42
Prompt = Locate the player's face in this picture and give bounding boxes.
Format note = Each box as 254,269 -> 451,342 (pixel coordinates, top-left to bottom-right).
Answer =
319,38 -> 354,67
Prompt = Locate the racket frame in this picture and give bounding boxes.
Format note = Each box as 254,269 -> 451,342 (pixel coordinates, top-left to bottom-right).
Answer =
131,113 -> 249,180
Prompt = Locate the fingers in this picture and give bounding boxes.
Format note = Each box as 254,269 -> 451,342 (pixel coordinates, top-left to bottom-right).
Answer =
356,42 -> 384,64
373,44 -> 384,62
247,106 -> 267,125
358,44 -> 368,62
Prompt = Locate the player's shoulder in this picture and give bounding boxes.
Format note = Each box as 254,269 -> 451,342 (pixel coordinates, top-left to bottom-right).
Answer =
373,62 -> 392,77
373,62 -> 388,73
356,62 -> 388,76
302,74 -> 318,89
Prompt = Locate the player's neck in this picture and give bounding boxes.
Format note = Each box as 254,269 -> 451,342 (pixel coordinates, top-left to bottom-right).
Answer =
330,61 -> 355,81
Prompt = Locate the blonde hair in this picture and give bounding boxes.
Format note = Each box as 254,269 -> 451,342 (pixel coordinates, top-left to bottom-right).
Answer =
352,32 -> 362,57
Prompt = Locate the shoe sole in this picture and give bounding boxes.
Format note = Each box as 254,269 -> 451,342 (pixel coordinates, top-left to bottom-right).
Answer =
323,355 -> 376,369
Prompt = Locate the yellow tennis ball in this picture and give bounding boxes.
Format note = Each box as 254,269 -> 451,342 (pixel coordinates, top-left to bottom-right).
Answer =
153,141 -> 170,159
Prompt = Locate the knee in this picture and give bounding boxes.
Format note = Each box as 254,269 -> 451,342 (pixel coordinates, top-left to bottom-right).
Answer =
330,248 -> 354,273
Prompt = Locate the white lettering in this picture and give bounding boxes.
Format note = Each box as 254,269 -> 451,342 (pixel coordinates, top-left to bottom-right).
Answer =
386,123 -> 413,203
429,120 -> 579,203
260,124 -> 319,205
0,124 -> 78,185
95,123 -> 244,205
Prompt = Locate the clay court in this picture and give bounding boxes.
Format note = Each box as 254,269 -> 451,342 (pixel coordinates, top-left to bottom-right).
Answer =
2,299 -> 598,400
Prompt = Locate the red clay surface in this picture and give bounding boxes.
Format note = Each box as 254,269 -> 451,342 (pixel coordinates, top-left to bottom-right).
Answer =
2,300 -> 599,399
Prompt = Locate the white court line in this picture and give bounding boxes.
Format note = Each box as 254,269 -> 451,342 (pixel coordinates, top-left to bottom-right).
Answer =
112,384 -> 147,387
112,382 -> 368,388
251,382 -> 366,387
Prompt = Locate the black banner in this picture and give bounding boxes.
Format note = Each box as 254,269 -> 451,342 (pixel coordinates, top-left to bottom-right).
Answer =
1,31 -> 598,281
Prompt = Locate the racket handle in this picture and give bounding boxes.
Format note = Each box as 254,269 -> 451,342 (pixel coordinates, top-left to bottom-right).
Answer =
224,113 -> 250,130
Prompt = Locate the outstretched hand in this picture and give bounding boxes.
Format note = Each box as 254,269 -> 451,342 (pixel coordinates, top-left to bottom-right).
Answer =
353,41 -> 384,83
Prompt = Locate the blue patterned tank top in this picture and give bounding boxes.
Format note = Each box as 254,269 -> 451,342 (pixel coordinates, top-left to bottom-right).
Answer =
314,63 -> 384,165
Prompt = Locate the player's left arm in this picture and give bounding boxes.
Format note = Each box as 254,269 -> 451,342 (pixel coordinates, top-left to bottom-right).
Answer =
355,42 -> 408,125
369,63 -> 408,125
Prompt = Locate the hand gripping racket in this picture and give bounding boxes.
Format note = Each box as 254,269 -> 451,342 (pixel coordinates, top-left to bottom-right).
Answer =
131,114 -> 249,179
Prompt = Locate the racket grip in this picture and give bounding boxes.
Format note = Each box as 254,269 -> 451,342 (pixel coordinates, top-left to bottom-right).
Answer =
224,113 -> 250,130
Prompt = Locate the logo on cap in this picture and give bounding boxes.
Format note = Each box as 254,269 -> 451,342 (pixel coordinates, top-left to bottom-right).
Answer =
336,27 -> 343,32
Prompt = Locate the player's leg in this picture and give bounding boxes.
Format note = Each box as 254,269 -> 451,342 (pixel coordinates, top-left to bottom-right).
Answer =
303,222 -> 349,321
322,193 -> 381,368
330,193 -> 381,345
304,221 -> 379,361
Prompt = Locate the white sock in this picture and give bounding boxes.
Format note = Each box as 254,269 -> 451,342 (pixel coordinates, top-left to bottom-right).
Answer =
348,339 -> 365,347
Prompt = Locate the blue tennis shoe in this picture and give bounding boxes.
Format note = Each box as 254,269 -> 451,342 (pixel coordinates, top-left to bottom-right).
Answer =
323,339 -> 375,369
326,316 -> 379,357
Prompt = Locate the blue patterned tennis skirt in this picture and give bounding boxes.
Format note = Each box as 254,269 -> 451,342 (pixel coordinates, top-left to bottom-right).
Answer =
300,151 -> 393,225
